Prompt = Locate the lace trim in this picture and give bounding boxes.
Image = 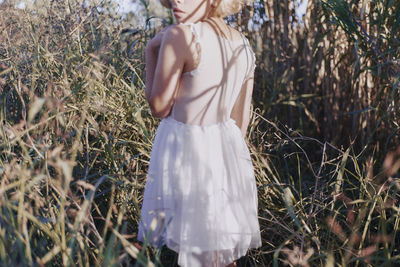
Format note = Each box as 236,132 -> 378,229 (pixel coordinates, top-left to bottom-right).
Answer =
242,35 -> 256,80
180,22 -> 203,76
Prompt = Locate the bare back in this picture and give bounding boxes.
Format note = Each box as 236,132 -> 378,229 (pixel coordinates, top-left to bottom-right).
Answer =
170,20 -> 256,126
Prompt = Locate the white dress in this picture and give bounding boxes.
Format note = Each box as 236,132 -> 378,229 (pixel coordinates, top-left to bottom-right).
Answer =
138,21 -> 262,267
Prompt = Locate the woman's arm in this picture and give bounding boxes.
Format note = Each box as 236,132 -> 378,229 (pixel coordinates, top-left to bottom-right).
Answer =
145,25 -> 190,118
145,27 -> 169,102
145,47 -> 158,101
230,75 -> 254,137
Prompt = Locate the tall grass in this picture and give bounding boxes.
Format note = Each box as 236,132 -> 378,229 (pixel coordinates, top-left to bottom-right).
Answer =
237,0 -> 399,154
1,0 -> 156,265
0,0 -> 399,266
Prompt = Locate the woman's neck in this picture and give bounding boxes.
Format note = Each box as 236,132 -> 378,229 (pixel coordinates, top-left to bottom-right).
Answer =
183,16 -> 224,25
202,17 -> 225,24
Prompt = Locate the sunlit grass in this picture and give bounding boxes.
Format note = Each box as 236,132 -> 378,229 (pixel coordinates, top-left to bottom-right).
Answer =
0,0 -> 399,266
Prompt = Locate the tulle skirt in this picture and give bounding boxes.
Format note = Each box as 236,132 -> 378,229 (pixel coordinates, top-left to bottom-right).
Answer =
137,116 -> 261,267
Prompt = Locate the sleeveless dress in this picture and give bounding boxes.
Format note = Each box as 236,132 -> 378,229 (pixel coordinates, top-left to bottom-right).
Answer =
138,21 -> 262,267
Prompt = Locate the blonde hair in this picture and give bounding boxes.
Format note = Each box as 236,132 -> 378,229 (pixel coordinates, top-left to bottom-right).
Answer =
160,0 -> 251,18
211,0 -> 247,18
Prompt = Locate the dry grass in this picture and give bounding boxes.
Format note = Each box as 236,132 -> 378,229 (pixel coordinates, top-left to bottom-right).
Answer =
237,0 -> 399,153
0,0 -> 399,266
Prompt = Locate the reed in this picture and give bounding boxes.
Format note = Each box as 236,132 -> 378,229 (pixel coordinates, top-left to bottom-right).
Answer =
0,0 -> 399,266
1,0 -> 156,265
237,0 -> 399,155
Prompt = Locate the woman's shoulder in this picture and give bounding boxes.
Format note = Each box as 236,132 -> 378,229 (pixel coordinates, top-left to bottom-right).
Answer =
159,24 -> 196,52
163,24 -> 194,41
201,19 -> 244,42
158,24 -> 196,56
225,25 -> 244,40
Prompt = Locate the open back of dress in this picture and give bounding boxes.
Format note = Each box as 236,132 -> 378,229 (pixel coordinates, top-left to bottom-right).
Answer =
138,21 -> 261,267
170,21 -> 256,125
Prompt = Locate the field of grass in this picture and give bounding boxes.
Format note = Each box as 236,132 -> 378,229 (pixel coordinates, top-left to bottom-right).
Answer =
0,0 -> 399,266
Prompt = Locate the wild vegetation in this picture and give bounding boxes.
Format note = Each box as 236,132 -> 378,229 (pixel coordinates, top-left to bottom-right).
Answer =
0,0 -> 399,266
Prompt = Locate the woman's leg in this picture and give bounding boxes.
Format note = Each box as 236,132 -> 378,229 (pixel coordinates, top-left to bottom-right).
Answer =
226,261 -> 237,267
